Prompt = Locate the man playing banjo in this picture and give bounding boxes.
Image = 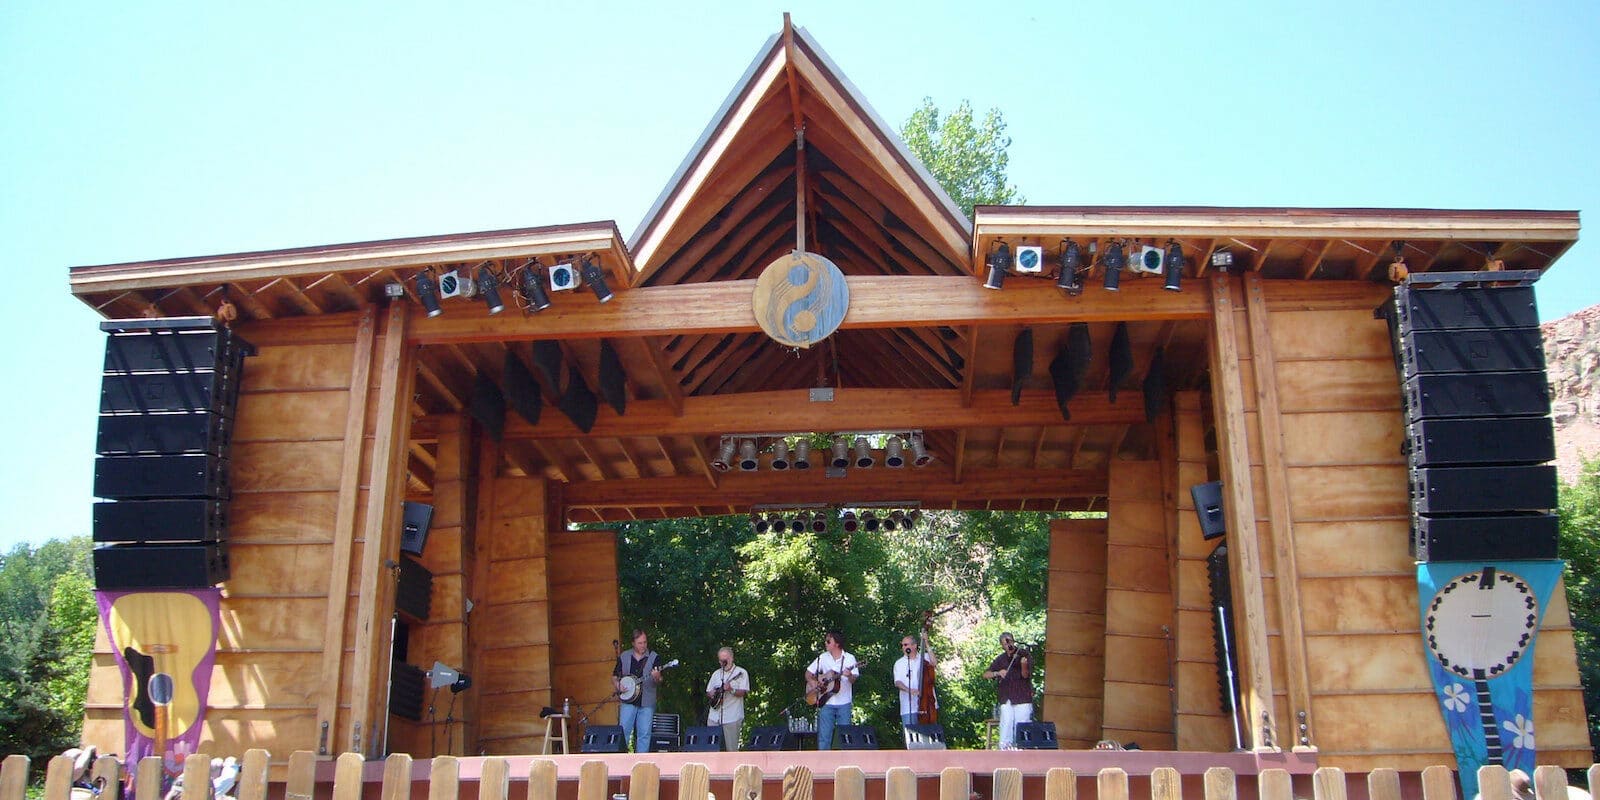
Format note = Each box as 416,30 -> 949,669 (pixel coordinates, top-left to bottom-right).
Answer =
612,628 -> 664,753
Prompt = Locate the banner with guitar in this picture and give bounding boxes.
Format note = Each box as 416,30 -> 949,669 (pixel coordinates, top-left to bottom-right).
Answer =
96,589 -> 222,786
1417,560 -> 1563,800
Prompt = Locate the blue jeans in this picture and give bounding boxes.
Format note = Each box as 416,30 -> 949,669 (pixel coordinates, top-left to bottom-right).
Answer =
817,703 -> 851,750
619,704 -> 654,753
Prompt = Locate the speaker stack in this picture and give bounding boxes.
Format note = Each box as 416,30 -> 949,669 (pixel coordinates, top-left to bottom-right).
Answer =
92,318 -> 254,590
1379,277 -> 1558,562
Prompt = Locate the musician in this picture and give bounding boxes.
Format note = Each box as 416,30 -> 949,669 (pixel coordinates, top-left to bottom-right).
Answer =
892,634 -> 937,727
804,630 -> 859,751
982,632 -> 1033,749
612,628 -> 664,753
705,646 -> 750,751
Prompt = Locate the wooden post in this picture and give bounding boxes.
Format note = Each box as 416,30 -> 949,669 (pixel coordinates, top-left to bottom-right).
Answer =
681,764 -> 711,800
1534,766 -> 1571,800
333,752 -> 366,800
993,768 -> 1024,800
834,767 -> 865,800
782,765 -> 814,800
0,755 -> 26,800
44,755 -> 73,800
1044,767 -> 1076,800
1366,769 -> 1402,800
480,758 -> 510,800
1420,766 -> 1458,800
577,761 -> 609,800
1259,769 -> 1292,800
135,757 -> 163,800
885,766 -> 916,800
1202,768 -> 1236,800
630,762 -> 661,800
1097,768 -> 1129,800
1312,767 -> 1347,800
381,754 -> 414,800
1206,273 -> 1279,750
1478,766 -> 1513,800
939,768 -> 970,800
733,765 -> 764,800
528,760 -> 558,800
1151,767 -> 1182,800
429,756 -> 461,800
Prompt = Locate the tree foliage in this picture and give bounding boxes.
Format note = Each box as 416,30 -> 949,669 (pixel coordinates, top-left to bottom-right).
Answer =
900,98 -> 1023,219
1558,458 -> 1600,746
0,537 -> 95,769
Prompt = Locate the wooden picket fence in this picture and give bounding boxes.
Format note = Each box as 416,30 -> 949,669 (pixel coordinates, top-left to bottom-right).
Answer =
1,751 -> 1595,800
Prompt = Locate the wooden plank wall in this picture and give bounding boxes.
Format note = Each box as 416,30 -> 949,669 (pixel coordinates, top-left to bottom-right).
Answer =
548,530 -> 622,738
84,312 -> 371,759
1101,461 -> 1175,749
1043,518 -> 1108,748
473,477 -> 554,754
1171,391 -> 1235,751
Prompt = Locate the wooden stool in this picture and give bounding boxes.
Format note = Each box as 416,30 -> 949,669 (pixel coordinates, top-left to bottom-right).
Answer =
984,718 -> 1000,750
542,714 -> 569,754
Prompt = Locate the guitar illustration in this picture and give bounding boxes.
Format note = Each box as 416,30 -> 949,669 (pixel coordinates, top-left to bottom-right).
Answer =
106,592 -> 217,745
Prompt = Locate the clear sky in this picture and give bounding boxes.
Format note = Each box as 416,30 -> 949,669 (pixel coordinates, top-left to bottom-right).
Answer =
1,1 -> 1596,552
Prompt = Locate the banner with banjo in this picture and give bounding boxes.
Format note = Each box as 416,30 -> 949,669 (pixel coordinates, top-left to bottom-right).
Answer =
1417,560 -> 1562,800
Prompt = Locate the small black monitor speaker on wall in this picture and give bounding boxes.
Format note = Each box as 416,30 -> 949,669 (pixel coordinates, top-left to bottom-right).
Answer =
401,502 -> 434,556
1190,481 -> 1226,540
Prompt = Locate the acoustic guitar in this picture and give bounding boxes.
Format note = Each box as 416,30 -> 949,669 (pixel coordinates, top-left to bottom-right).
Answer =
805,658 -> 862,706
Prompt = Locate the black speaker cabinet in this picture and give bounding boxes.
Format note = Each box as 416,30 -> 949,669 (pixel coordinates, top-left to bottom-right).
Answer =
95,454 -> 229,500
401,502 -> 434,556
395,556 -> 433,622
681,726 -> 724,752
103,322 -> 254,373
903,723 -> 947,750
1408,416 -> 1555,467
92,541 -> 229,590
97,412 -> 232,456
1388,285 -> 1539,332
1412,513 -> 1559,562
745,725 -> 798,751
1400,328 -> 1545,375
1404,372 -> 1550,420
93,499 -> 227,543
581,725 -> 627,753
834,724 -> 879,750
388,661 -> 425,721
1190,481 -> 1226,539
1014,721 -> 1059,750
100,371 -> 240,417
1411,465 -> 1557,514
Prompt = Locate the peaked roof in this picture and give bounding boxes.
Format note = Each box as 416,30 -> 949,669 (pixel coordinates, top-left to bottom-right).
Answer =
627,24 -> 972,287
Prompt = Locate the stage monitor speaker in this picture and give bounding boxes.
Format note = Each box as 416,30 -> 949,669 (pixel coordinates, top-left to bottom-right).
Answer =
401,502 -> 434,556
1412,513 -> 1559,562
93,499 -> 227,544
1411,465 -> 1557,514
94,453 -> 229,500
1408,416 -> 1555,467
395,556 -> 433,622
388,660 -> 425,721
745,725 -> 797,751
1404,372 -> 1550,420
834,724 -> 879,750
903,723 -> 946,750
92,542 -> 229,590
681,726 -> 724,752
1190,481 -> 1226,539
1014,721 -> 1058,750
581,725 -> 626,753
1400,328 -> 1545,375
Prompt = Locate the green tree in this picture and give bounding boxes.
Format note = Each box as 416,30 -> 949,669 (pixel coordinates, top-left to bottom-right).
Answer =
1558,458 -> 1600,746
900,98 -> 1023,218
0,537 -> 94,770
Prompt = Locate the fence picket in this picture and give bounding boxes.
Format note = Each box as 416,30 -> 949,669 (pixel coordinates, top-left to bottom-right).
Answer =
1366,768 -> 1401,800
479,758 -> 509,800
527,760 -> 558,800
333,752 -> 366,800
576,761 -> 607,800
0,755 -> 28,800
184,753 -> 210,800
885,766 -> 916,800
1202,767 -> 1236,800
43,755 -> 73,800
1591,766 -> 1600,800
133,757 -> 162,800
630,762 -> 660,800
1479,766 -> 1513,800
834,766 -> 865,800
91,755 -> 121,799
1534,766 -> 1570,800
1044,767 -> 1076,800
733,765 -> 764,800
940,768 -> 970,800
285,751 -> 318,800
429,757 -> 460,800
1312,767 -> 1347,800
781,764 -> 813,800
1259,768 -> 1292,800
377,754 -> 411,800
993,768 -> 1024,800
236,750 -> 270,800
1420,766 -> 1458,800
1151,767 -> 1181,800
680,764 -> 711,800
1097,768 -> 1129,800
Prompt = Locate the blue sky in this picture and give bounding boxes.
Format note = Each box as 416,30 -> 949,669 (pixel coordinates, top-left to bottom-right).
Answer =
2,2 -> 1596,552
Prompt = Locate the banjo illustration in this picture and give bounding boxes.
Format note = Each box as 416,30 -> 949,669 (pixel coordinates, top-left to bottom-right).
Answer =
1423,566 -> 1539,764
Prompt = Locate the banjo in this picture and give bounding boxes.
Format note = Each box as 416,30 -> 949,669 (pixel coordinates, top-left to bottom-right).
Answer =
617,659 -> 679,702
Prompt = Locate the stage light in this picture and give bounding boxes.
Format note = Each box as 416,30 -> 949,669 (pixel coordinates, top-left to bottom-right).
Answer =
885,436 -> 906,468
415,269 -> 443,317
751,514 -> 767,533
580,256 -> 614,303
984,242 -> 1011,290
517,259 -> 552,312
1210,250 -> 1233,272
881,515 -> 897,532
792,439 -> 812,470
905,509 -> 922,529
1163,241 -> 1185,292
1056,240 -> 1083,295
890,510 -> 905,527
810,513 -> 827,533
910,434 -> 932,467
771,439 -> 791,471
738,439 -> 759,471
767,513 -> 785,533
862,511 -> 880,532
854,437 -> 874,468
1102,241 -> 1125,292
476,263 -> 505,314
831,436 -> 851,468
712,438 -> 736,472
840,510 -> 859,533
789,514 -> 807,534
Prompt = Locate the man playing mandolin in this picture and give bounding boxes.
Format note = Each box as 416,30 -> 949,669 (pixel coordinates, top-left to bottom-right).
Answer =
804,630 -> 859,751
705,646 -> 749,751
612,629 -> 665,753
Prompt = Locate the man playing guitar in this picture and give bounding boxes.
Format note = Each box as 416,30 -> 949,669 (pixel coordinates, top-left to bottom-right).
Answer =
804,630 -> 859,751
612,629 -> 664,753
705,646 -> 750,751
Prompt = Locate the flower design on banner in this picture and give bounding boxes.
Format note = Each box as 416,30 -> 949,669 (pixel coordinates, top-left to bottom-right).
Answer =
1503,714 -> 1535,750
1442,683 -> 1471,713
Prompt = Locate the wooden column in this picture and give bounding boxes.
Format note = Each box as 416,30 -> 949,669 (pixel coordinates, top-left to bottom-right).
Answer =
1170,391 -> 1234,750
473,470 -> 555,753
1101,460 -> 1175,749
1042,518 -> 1108,748
1206,273 -> 1279,751
549,529 -> 622,739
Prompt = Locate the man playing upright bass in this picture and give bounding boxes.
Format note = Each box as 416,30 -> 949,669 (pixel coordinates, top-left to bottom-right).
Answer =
804,630 -> 859,751
706,646 -> 749,751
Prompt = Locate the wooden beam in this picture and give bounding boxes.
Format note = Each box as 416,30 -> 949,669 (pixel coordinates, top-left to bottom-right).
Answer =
640,337 -> 685,415
562,466 -> 1106,509
1206,273 -> 1279,752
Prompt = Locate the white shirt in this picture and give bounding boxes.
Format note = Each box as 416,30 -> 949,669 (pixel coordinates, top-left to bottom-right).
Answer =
806,650 -> 858,706
893,651 -> 935,716
705,665 -> 749,725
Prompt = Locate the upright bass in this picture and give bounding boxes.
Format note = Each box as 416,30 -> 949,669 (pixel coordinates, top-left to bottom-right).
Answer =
917,610 -> 938,724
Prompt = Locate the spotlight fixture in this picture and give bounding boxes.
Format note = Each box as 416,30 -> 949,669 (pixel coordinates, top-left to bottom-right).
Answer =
884,436 -> 906,468
476,263 -> 506,314
752,514 -> 768,533
984,241 -> 1011,290
1210,250 -> 1233,272
853,437 -> 874,468
840,510 -> 859,533
880,515 -> 897,532
862,511 -> 880,532
414,269 -> 444,317
789,514 -> 807,534
810,513 -> 827,533
767,513 -> 785,532
1056,240 -> 1084,295
517,259 -> 552,312
910,434 -> 933,467
580,256 -> 613,303
831,436 -> 851,469
712,438 -> 736,472
770,439 -> 791,471
1163,240 -> 1185,292
384,282 -> 406,298
738,439 -> 759,471
906,509 -> 922,529
792,439 -> 812,470
1102,240 -> 1125,292
889,510 -> 906,531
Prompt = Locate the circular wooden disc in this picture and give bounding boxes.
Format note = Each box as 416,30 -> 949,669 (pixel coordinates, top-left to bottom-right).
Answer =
752,251 -> 850,348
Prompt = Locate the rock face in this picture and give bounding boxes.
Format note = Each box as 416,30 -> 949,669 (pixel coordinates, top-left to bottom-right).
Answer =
1544,303 -> 1600,484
